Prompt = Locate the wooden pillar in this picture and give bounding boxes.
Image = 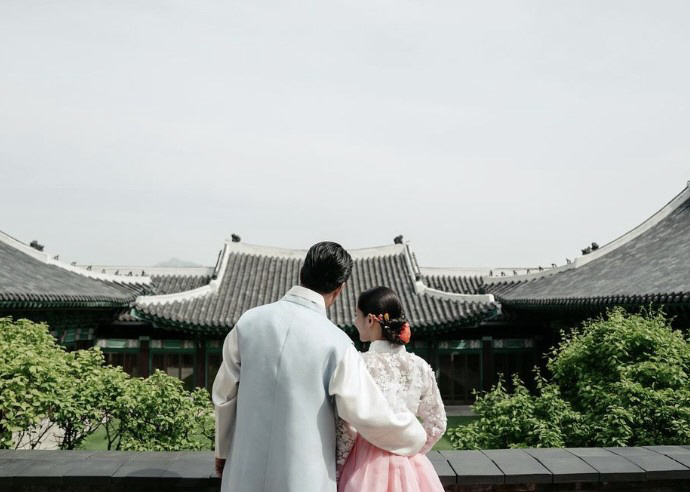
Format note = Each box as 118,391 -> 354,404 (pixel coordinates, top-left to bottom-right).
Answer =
195,339 -> 206,389
481,336 -> 494,392
138,336 -> 150,378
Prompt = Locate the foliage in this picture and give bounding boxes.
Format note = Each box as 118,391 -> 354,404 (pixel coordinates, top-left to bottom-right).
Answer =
450,308 -> 690,449
115,370 -> 213,451
0,317 -> 214,451
52,348 -> 111,450
449,373 -> 586,450
0,318 -> 68,449
549,307 -> 690,446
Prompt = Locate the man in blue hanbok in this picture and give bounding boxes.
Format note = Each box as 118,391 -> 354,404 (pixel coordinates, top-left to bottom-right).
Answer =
213,241 -> 426,492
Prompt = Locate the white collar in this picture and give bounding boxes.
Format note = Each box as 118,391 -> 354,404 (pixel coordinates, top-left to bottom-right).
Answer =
368,340 -> 406,354
285,285 -> 326,309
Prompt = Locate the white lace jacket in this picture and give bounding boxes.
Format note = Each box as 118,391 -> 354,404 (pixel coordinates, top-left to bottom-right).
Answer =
336,340 -> 447,467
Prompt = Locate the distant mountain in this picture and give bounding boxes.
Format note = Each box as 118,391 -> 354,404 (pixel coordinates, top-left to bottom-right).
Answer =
153,258 -> 203,268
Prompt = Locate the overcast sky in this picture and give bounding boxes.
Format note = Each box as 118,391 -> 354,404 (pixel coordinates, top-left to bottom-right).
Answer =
1,1 -> 688,269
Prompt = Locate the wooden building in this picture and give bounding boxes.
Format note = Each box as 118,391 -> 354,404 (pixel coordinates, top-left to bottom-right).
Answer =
126,242 -> 500,401
422,181 -> 690,393
0,230 -> 150,351
3,181 -> 689,404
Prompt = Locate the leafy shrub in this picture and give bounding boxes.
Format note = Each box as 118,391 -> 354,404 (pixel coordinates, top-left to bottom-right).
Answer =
450,308 -> 690,449
116,370 -> 213,451
0,318 -> 69,448
0,317 -> 214,451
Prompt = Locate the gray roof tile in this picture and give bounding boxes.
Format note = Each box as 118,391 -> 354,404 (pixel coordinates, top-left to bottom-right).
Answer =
135,243 -> 498,334
485,185 -> 690,310
0,234 -> 138,308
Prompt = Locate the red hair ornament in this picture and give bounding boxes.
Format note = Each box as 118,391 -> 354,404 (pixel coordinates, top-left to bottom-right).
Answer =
400,322 -> 411,344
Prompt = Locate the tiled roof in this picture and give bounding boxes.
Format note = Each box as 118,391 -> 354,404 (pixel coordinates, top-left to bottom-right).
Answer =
421,272 -> 484,295
134,243 -> 498,335
150,273 -> 213,295
420,267 -> 554,296
480,280 -> 527,298
0,232 -> 143,308
81,266 -> 214,296
486,183 -> 690,310
87,268 -> 214,322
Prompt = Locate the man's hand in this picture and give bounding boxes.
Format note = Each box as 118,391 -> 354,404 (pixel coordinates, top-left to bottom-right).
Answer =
215,457 -> 226,477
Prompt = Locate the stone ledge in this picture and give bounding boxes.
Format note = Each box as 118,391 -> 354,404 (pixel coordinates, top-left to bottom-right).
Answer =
0,446 -> 689,491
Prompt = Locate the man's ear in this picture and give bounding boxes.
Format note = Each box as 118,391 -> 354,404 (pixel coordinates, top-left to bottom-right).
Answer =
332,284 -> 344,300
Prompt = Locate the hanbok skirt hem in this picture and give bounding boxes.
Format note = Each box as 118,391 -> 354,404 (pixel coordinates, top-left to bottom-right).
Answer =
338,435 -> 445,492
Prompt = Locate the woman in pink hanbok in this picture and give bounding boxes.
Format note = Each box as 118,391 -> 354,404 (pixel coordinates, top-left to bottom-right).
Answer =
337,286 -> 447,492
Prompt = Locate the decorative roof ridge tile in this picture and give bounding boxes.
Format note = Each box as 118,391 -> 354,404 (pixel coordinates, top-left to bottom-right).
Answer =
483,181 -> 690,286
0,230 -> 152,287
415,280 -> 496,304
564,181 -> 690,267
482,266 -> 573,284
421,266 -> 542,277
79,265 -> 215,277
223,241 -> 408,259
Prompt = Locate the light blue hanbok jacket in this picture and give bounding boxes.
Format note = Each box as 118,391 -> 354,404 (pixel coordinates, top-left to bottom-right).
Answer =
213,286 -> 426,492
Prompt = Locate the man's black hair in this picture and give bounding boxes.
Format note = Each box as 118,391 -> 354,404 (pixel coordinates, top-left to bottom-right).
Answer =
300,242 -> 353,294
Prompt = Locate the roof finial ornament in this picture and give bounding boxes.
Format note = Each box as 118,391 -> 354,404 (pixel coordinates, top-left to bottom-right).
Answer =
29,240 -> 44,251
231,234 -> 241,243
551,263 -> 557,268
394,235 -> 403,244
566,258 -> 572,264
582,241 -> 600,255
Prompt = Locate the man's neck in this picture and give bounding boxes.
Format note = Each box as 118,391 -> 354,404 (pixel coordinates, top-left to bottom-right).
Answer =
299,284 -> 335,309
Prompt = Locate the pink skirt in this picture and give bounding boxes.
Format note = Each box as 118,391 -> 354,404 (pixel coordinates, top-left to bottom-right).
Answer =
338,435 -> 445,492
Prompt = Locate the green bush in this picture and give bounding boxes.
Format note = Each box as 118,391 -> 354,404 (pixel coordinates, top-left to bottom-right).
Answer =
52,348 -> 111,450
450,308 -> 690,449
116,370 -> 212,451
0,317 -> 214,451
0,318 -> 69,448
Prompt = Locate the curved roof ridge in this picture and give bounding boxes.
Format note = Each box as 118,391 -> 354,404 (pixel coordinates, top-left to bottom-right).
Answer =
223,240 -> 407,259
572,181 -> 690,267
135,282 -> 217,306
80,265 -> 215,277
421,266 -> 542,277
415,280 -> 496,304
136,243 -> 234,307
482,181 -> 690,285
0,230 -> 152,286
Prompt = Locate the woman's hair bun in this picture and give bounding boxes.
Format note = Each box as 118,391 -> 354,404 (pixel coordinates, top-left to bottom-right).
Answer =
382,316 -> 410,345
357,286 -> 413,345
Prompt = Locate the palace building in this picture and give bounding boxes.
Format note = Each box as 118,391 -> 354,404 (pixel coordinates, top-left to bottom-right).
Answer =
2,181 -> 689,404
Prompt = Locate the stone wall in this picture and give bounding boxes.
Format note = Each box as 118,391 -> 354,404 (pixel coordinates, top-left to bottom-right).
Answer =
1,446 -> 690,491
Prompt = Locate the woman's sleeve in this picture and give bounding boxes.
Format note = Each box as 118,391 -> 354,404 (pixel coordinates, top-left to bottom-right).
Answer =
335,417 -> 357,479
329,345 -> 426,456
417,362 -> 447,454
